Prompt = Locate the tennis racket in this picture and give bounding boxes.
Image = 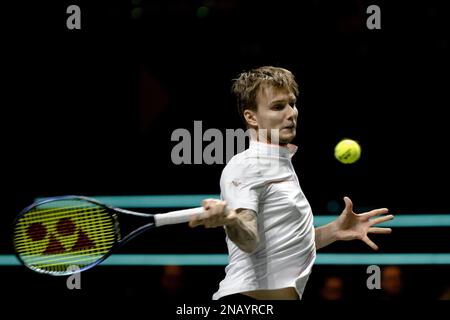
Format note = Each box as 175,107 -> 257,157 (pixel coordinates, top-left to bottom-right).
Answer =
13,195 -> 204,276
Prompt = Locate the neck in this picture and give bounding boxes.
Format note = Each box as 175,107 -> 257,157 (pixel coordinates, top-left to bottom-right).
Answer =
250,128 -> 288,146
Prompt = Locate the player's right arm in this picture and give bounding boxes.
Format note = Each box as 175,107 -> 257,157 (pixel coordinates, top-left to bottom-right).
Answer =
224,208 -> 259,253
189,199 -> 259,253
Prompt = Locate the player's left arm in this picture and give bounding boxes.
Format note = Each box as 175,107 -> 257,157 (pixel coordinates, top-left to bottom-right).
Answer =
315,196 -> 394,250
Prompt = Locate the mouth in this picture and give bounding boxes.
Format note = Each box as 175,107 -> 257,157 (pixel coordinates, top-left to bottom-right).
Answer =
283,124 -> 295,130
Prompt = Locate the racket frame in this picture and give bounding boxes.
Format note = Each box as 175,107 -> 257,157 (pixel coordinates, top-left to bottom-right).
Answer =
13,195 -> 156,276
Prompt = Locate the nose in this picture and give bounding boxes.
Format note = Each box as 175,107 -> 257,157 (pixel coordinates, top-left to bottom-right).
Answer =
286,104 -> 298,121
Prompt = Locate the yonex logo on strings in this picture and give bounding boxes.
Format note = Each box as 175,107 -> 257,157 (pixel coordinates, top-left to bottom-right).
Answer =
27,218 -> 96,254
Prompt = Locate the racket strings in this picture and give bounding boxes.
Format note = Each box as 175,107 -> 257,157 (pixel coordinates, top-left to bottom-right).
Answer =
15,207 -> 115,252
14,200 -> 119,274
14,221 -> 116,251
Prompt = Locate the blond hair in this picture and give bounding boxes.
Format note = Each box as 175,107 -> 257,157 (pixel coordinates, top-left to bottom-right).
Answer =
232,66 -> 299,122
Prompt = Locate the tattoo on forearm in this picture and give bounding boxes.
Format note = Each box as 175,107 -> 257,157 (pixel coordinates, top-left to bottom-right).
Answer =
225,209 -> 259,253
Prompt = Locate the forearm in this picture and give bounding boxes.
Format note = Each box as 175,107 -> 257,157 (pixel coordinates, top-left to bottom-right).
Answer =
315,220 -> 339,250
225,209 -> 259,253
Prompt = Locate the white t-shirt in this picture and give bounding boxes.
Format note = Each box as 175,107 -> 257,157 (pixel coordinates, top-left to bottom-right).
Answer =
212,141 -> 316,300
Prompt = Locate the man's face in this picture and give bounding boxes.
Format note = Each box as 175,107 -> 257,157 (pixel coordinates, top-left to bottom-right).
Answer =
246,85 -> 298,145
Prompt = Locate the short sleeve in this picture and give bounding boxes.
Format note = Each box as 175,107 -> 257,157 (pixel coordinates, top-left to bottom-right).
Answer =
220,160 -> 265,214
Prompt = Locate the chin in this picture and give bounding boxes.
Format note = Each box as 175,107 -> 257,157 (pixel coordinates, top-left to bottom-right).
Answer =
279,133 -> 296,144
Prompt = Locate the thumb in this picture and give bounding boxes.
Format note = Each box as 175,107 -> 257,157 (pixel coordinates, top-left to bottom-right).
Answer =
343,196 -> 353,212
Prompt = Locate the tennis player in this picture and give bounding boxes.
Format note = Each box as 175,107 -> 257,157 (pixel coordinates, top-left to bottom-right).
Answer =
189,66 -> 394,300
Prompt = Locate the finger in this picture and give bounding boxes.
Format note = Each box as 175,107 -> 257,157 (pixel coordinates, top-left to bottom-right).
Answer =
363,236 -> 379,251
368,227 -> 392,234
189,218 -> 203,228
202,199 -> 213,211
188,221 -> 197,228
211,201 -> 228,219
206,214 -> 221,228
189,212 -> 202,223
215,200 -> 227,215
214,203 -> 229,226
206,222 -> 220,228
206,199 -> 219,214
343,196 -> 353,212
363,208 -> 389,218
202,199 -> 218,209
370,214 -> 394,226
201,209 -> 211,220
204,216 -> 222,228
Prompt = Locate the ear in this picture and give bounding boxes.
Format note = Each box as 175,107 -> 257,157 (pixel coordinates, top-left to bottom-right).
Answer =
243,109 -> 258,128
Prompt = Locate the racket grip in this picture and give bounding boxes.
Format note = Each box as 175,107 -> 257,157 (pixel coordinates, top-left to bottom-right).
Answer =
154,207 -> 204,227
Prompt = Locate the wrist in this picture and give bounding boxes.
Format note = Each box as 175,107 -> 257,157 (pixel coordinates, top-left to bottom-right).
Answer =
224,210 -> 239,227
328,220 -> 341,242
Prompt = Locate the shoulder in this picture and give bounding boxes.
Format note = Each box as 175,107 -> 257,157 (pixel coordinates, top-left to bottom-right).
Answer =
223,148 -> 293,185
222,149 -> 261,178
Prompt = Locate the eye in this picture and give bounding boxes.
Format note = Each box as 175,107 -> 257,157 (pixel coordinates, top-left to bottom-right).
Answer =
272,104 -> 284,111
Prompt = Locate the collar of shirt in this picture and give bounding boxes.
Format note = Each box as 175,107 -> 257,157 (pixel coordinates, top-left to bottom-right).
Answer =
249,140 -> 298,159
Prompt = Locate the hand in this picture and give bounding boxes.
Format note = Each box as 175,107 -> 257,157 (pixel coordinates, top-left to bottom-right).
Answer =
334,197 -> 394,250
189,199 -> 238,228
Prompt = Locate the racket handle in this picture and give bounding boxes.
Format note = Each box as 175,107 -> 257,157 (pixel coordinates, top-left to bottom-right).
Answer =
154,207 -> 204,227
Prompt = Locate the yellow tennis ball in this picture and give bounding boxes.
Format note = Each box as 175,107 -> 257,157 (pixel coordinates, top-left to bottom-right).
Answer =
334,139 -> 361,164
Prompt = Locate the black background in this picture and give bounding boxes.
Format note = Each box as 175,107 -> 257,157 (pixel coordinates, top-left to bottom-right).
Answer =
1,0 -> 450,312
